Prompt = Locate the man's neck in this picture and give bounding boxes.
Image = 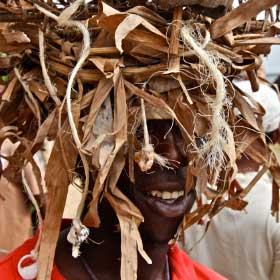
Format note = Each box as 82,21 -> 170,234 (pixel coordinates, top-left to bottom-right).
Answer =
57,200 -> 172,280
91,200 -> 171,279
85,227 -> 170,280
138,241 -> 169,280
82,201 -> 171,280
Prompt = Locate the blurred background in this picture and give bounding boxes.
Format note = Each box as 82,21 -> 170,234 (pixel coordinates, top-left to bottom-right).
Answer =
232,0 -> 280,83
264,46 -> 280,82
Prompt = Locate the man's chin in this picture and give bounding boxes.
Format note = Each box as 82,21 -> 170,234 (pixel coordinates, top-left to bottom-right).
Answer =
133,189 -> 196,243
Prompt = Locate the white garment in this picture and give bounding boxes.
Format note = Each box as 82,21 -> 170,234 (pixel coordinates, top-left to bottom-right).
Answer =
234,80 -> 280,133
184,172 -> 280,280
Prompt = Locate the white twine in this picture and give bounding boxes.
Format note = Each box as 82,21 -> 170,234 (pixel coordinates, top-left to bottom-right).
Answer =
133,99 -> 155,172
36,1 -> 90,151
21,164 -> 43,257
35,0 -> 90,258
181,24 -> 228,180
38,29 -> 61,106
134,99 -> 173,171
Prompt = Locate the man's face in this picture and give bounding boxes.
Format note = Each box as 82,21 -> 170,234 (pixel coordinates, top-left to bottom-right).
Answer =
119,120 -> 196,243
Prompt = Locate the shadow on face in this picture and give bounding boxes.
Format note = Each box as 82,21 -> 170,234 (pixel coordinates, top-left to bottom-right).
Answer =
118,120 -> 196,243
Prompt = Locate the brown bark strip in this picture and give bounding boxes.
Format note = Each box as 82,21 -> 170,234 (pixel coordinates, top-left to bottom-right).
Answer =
89,47 -> 119,55
246,70 -> 259,92
234,37 -> 280,45
82,79 -> 113,143
84,74 -> 127,227
240,165 -> 269,198
25,0 -> 59,14
167,7 -> 182,73
37,119 -> 79,280
211,0 -> 280,39
0,13 -> 43,22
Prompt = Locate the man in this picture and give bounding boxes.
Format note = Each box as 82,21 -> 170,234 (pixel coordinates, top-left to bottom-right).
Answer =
0,120 -> 228,280
184,80 -> 280,280
0,0 -> 278,279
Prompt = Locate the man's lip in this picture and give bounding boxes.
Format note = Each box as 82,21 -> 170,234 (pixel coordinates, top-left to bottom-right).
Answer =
134,189 -> 195,218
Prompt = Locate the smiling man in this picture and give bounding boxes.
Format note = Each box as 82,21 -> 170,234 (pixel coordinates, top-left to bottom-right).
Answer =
54,120 -> 227,280
0,120 -> 227,280
0,0 -> 279,280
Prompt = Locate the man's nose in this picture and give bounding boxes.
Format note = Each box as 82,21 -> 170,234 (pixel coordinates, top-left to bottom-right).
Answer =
152,132 -> 186,163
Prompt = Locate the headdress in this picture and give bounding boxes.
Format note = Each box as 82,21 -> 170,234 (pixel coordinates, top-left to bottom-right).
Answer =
0,0 -> 280,279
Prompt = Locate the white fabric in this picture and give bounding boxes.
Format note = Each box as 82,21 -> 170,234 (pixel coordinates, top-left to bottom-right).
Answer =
234,80 -> 280,132
184,172 -> 280,280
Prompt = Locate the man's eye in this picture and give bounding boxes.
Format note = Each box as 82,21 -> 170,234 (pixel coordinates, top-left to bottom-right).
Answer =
195,136 -> 207,148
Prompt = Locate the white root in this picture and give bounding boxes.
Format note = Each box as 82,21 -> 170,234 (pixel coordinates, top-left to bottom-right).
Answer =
134,99 -> 173,171
21,164 -> 43,258
181,24 -> 229,183
35,0 -> 90,258
38,29 -> 61,106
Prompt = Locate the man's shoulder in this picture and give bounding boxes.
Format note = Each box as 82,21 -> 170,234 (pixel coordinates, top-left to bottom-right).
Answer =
169,244 -> 228,280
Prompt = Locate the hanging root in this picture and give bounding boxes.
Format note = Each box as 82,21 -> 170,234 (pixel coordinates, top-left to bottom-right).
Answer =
67,218 -> 90,258
35,0 -> 90,258
180,23 -> 229,182
21,164 -> 43,258
134,99 -> 174,171
38,29 -> 61,106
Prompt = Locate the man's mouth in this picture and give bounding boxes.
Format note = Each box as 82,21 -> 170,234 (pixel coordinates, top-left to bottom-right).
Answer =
147,190 -> 185,200
134,187 -> 195,219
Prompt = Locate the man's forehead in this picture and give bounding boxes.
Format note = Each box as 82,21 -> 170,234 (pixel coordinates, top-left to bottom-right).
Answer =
146,119 -> 178,132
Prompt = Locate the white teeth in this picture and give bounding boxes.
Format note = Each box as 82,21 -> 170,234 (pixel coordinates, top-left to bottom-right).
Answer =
162,191 -> 171,199
171,192 -> 178,199
151,191 -> 160,197
149,190 -> 185,200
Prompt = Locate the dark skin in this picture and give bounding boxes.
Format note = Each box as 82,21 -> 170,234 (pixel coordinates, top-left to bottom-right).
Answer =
55,120 -> 196,280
